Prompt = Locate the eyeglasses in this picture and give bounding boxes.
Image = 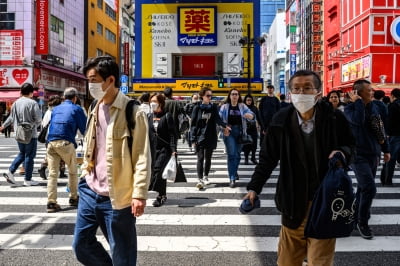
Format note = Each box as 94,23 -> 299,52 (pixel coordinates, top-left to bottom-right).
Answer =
231,93 -> 239,96
205,94 -> 212,98
290,87 -> 316,94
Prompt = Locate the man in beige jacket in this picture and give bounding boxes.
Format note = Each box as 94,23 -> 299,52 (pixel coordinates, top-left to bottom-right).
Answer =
72,56 -> 151,266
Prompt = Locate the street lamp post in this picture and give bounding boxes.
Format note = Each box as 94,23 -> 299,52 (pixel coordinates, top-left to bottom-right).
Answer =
239,24 -> 265,95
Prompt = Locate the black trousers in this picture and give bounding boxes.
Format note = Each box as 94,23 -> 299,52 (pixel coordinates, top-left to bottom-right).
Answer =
196,145 -> 214,179
242,131 -> 258,159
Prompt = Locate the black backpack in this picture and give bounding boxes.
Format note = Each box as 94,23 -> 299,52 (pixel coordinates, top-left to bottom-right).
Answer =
88,99 -> 139,150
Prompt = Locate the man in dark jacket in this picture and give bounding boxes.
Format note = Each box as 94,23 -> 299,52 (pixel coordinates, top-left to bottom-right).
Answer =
345,79 -> 390,240
163,87 -> 183,139
381,88 -> 400,185
244,70 -> 355,265
259,85 -> 280,144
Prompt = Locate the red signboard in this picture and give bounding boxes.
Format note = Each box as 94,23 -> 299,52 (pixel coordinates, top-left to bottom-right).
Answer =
181,55 -> 215,76
36,0 -> 49,55
123,42 -> 130,75
0,30 -> 23,65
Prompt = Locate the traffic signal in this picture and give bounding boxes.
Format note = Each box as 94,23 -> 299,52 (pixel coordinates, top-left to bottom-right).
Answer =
218,76 -> 224,88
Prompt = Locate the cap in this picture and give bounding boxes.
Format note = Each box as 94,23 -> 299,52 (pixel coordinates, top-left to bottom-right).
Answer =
239,197 -> 261,214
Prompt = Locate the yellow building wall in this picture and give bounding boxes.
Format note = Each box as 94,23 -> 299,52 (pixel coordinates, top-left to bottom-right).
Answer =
87,2 -> 119,60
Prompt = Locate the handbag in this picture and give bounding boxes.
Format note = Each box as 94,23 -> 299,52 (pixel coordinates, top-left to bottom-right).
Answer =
237,127 -> 253,145
15,122 -> 34,144
38,123 -> 49,143
304,152 -> 355,239
174,161 -> 187,183
369,114 -> 386,144
162,156 -> 177,181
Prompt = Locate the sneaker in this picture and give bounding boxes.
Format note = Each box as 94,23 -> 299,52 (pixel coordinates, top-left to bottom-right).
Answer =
202,176 -> 210,185
357,223 -> 374,239
152,196 -> 167,207
47,202 -> 61,213
196,180 -> 204,189
3,171 -> 16,184
229,180 -> 236,188
69,197 -> 79,207
23,180 -> 39,186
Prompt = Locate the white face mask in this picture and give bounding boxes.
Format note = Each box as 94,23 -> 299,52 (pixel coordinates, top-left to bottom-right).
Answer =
150,102 -> 159,111
291,93 -> 318,113
88,82 -> 106,100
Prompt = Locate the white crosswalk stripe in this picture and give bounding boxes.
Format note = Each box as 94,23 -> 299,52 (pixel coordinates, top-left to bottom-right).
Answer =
0,141 -> 399,265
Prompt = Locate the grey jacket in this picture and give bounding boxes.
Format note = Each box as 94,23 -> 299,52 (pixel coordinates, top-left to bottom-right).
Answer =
3,96 -> 42,138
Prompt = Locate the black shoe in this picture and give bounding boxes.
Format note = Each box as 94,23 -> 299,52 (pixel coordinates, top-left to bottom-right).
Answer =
229,180 -> 235,188
59,170 -> 67,178
244,157 -> 249,165
235,173 -> 239,180
47,202 -> 61,213
38,167 -> 47,180
251,158 -> 258,165
152,196 -> 167,207
69,197 -> 79,207
357,223 -> 373,239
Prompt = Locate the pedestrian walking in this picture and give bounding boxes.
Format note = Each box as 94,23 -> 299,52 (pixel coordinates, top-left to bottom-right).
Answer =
380,88 -> 400,185
242,94 -> 263,165
327,90 -> 345,111
72,56 -> 152,266
244,70 -> 355,265
45,88 -> 86,212
0,83 -> 42,186
148,92 -> 177,207
344,79 -> 390,239
163,87 -> 183,139
219,89 -> 254,188
37,95 -> 65,180
139,92 -> 151,114
2,109 -> 11,137
259,85 -> 280,144
184,93 -> 199,151
190,87 -> 228,189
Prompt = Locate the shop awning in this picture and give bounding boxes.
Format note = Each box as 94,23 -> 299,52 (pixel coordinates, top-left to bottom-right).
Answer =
0,90 -> 20,101
38,63 -> 86,80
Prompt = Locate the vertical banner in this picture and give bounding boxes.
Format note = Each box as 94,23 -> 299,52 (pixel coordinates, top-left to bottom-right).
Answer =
123,42 -> 130,75
36,0 -> 49,55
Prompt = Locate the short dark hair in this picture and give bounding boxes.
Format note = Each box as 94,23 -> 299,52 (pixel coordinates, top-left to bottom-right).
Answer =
199,87 -> 212,97
288,70 -> 322,92
353,79 -> 371,93
280,94 -> 286,101
139,92 -> 150,103
267,85 -> 275,89
150,92 -> 166,110
83,56 -> 120,87
373,90 -> 385,100
163,87 -> 173,98
20,83 -> 34,95
391,88 -> 400,99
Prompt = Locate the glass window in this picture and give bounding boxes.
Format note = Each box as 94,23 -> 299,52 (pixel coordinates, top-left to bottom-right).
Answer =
50,15 -> 64,43
96,49 -> 103,56
0,4 -> 7,12
97,22 -> 103,35
105,28 -> 116,43
0,21 -> 14,29
105,4 -> 116,20
97,0 -> 103,9
59,0 -> 64,5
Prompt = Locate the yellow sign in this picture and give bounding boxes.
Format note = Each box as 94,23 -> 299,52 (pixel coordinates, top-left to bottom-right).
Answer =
179,7 -> 215,34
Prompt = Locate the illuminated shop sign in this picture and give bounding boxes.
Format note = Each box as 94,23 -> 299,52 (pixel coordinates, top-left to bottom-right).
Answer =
311,0 -> 323,72
177,6 -> 217,46
341,56 -> 370,82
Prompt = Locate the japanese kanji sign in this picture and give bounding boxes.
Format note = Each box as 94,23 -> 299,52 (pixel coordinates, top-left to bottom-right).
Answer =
177,7 -> 217,46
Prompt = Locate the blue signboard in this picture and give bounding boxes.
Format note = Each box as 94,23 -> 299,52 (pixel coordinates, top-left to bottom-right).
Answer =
120,86 -> 128,94
177,6 -> 217,46
290,54 -> 296,76
390,16 -> 400,44
120,75 -> 128,84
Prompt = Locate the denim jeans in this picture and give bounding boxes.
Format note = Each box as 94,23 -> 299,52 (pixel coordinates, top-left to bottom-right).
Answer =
9,138 -> 37,181
223,125 -> 242,180
73,179 -> 137,266
351,155 -> 378,225
381,136 -> 400,183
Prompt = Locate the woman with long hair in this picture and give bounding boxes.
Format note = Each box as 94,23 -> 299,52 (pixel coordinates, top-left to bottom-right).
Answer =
191,87 -> 228,189
327,90 -> 345,111
242,94 -> 263,165
148,92 -> 177,207
219,89 -> 254,188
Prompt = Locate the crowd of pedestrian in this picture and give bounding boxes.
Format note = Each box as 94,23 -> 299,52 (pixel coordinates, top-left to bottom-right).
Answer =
1,58 -> 400,265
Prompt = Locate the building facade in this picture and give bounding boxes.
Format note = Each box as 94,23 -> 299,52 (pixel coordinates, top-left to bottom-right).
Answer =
132,0 -> 263,96
324,0 -> 400,94
0,0 -> 86,113
260,0 -> 285,34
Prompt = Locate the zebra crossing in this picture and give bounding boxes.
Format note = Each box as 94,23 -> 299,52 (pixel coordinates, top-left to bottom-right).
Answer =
0,138 -> 400,265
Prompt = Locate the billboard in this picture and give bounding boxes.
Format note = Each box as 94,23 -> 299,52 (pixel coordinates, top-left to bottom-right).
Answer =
0,67 -> 33,88
0,30 -> 23,65
36,0 -> 49,55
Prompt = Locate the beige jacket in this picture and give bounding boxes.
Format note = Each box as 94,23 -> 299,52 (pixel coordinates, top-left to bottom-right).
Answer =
81,92 -> 151,209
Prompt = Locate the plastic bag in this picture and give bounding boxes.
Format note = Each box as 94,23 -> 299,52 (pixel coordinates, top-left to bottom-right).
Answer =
162,156 -> 177,181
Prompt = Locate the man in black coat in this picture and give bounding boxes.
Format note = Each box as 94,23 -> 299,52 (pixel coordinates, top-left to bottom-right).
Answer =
244,70 -> 355,265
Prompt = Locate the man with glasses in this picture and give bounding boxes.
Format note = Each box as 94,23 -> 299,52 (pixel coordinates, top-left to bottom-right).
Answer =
243,70 -> 355,265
